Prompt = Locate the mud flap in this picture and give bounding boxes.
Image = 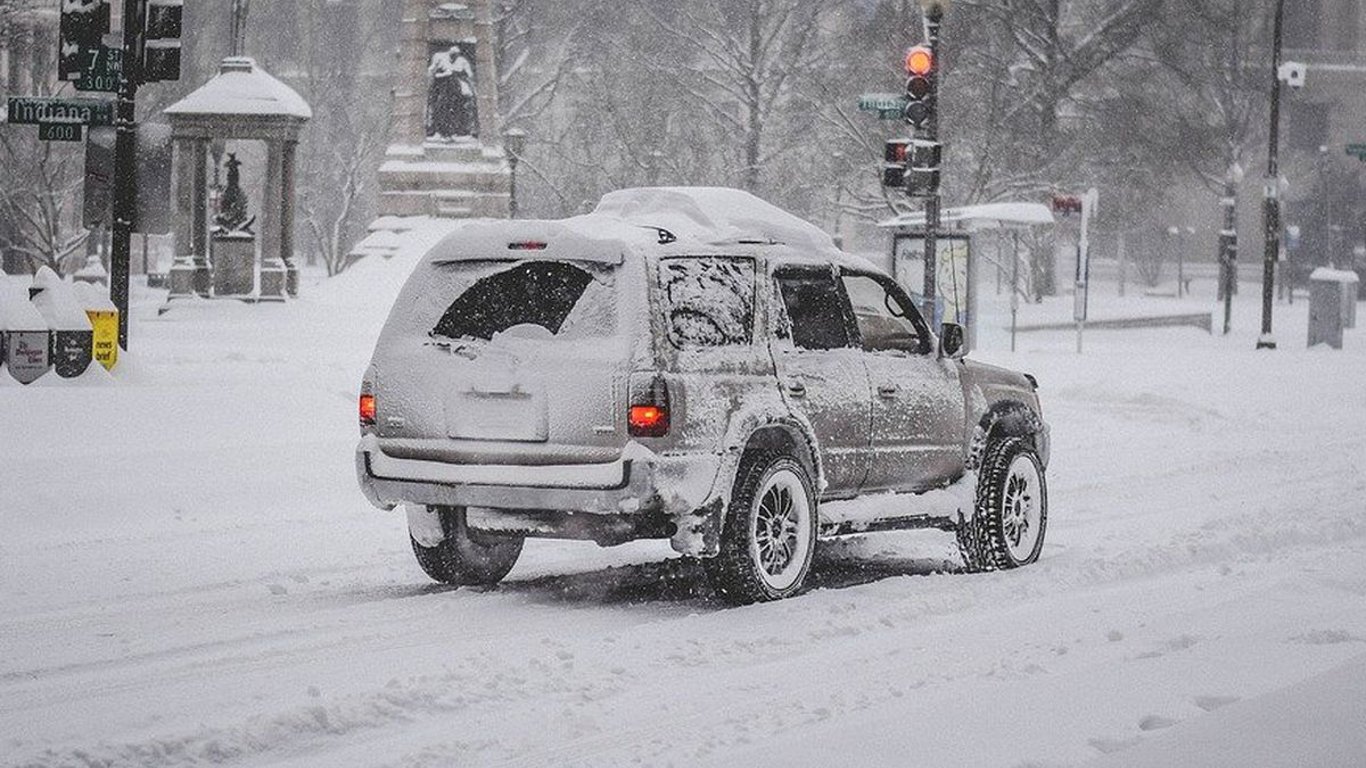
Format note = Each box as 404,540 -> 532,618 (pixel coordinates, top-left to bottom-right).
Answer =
406,504 -> 447,548
671,497 -> 725,558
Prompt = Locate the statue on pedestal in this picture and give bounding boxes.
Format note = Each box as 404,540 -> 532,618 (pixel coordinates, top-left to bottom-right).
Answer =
427,43 -> 478,141
213,153 -> 255,235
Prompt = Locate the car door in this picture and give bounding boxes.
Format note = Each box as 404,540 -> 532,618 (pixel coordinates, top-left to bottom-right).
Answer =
769,264 -> 871,498
840,270 -> 966,493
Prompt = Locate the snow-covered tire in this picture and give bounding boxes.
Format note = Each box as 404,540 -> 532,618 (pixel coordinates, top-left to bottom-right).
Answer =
704,449 -> 818,605
410,506 -> 524,586
957,437 -> 1047,572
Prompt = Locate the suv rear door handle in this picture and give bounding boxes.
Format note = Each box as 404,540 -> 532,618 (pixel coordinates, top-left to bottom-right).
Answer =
878,384 -> 899,398
786,381 -> 808,398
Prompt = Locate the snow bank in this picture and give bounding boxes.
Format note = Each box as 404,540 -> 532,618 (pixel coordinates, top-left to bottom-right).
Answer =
0,282 -> 48,330
29,267 -> 93,331
317,217 -> 464,309
72,281 -> 118,312
1090,652 -> 1366,767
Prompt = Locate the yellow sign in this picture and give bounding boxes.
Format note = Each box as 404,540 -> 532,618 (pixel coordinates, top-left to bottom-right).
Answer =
87,309 -> 119,370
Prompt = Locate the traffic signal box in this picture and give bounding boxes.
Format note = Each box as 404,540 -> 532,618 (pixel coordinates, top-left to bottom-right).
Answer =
883,138 -> 942,198
143,0 -> 184,83
59,0 -> 113,81
903,46 -> 934,130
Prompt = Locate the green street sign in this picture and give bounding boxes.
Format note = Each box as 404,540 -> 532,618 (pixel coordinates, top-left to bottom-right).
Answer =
859,93 -> 908,120
77,47 -> 123,94
1347,143 -> 1366,162
39,122 -> 84,142
6,97 -> 114,128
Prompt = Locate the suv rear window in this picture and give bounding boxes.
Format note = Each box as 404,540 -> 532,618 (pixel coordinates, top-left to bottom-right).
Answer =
659,257 -> 756,348
431,260 -> 616,342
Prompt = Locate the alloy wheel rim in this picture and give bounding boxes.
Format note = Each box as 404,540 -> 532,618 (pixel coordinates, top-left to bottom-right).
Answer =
1002,455 -> 1043,562
752,469 -> 811,591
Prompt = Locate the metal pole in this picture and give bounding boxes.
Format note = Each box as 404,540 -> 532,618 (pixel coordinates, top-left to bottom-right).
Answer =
1257,0 -> 1285,350
1011,230 -> 1019,353
920,5 -> 943,329
1177,232 -> 1185,298
1221,169 -> 1238,335
111,0 -> 143,350
508,155 -> 519,219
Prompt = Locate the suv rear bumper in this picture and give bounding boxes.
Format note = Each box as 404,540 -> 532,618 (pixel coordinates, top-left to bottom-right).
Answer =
355,435 -> 724,551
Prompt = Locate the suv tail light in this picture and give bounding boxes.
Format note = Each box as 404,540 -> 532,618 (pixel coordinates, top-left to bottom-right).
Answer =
628,375 -> 671,438
359,392 -> 377,429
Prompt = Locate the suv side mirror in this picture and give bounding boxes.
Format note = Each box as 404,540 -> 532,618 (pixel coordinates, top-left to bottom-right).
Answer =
940,323 -> 966,359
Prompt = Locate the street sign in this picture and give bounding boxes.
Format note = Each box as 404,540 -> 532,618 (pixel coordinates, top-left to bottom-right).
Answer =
859,93 -> 909,120
77,47 -> 123,94
1347,144 -> 1366,162
39,123 -> 84,142
7,97 -> 114,128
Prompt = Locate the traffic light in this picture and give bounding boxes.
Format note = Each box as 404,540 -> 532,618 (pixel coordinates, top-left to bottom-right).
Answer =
59,0 -> 112,81
143,0 -> 184,83
905,140 -> 941,198
882,139 -> 910,188
903,46 -> 934,130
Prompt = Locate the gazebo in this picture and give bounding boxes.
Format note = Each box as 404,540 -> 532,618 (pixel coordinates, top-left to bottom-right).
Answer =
163,57 -> 312,301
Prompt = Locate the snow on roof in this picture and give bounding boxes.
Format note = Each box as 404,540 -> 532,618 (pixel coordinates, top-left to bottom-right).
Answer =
592,187 -> 842,253
164,58 -> 312,120
880,202 -> 1056,230
1310,267 -> 1360,284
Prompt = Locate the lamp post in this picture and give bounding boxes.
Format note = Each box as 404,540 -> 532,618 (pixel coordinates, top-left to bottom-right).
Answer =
503,128 -> 527,220
916,0 -> 948,330
1257,0 -> 1286,350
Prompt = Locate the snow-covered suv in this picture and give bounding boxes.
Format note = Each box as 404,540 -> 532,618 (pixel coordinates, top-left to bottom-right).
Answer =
356,188 -> 1050,603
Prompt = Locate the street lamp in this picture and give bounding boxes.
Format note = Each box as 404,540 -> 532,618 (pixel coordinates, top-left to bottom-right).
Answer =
503,127 -> 528,220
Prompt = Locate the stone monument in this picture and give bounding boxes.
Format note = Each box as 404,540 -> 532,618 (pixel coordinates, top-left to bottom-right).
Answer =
378,0 -> 511,219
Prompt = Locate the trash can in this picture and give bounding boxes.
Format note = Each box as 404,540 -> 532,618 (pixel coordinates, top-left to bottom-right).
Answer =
74,282 -> 119,371
1308,268 -> 1357,349
0,284 -> 53,384
29,267 -> 94,378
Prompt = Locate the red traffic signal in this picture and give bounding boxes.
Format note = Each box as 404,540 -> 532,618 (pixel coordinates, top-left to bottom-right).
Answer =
885,139 -> 910,164
1052,195 -> 1083,215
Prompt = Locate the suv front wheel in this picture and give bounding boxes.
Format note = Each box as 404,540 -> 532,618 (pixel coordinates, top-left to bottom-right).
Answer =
410,506 -> 525,586
958,437 -> 1048,572
705,450 -> 818,604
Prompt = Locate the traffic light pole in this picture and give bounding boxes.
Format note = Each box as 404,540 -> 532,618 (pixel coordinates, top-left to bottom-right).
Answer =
1257,0 -> 1286,350
111,0 -> 143,351
919,5 -> 943,330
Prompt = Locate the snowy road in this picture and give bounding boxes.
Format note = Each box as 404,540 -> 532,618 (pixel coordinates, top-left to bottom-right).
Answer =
3,277 -> 1365,767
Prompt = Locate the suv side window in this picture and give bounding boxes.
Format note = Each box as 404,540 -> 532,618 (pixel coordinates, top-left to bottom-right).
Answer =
774,268 -> 853,351
660,257 -> 756,348
840,272 -> 930,354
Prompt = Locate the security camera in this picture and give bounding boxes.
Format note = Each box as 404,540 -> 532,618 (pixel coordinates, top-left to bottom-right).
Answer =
1279,61 -> 1307,89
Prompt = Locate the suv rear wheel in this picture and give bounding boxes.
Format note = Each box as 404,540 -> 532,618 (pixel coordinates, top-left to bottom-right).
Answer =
705,450 -> 818,604
410,506 -> 525,586
958,437 -> 1048,572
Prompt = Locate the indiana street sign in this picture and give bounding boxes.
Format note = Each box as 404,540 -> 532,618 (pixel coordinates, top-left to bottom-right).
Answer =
77,47 -> 123,93
39,122 -> 84,142
859,93 -> 909,120
7,97 -> 114,128
1348,143 -> 1366,162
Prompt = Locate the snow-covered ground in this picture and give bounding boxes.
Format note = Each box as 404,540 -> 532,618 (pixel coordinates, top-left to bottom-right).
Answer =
2,259 -> 1365,767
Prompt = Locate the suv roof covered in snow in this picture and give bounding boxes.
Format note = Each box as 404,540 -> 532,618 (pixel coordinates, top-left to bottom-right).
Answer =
421,187 -> 875,271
